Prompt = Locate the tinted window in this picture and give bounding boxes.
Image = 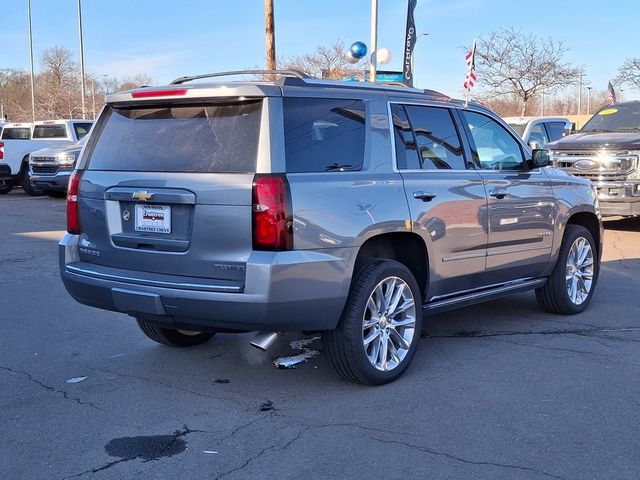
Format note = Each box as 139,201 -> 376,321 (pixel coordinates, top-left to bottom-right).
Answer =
73,123 -> 93,139
283,98 -> 365,173
463,111 -> 524,170
87,102 -> 262,172
545,122 -> 566,141
528,123 -> 549,145
404,106 -> 466,170
508,123 -> 526,137
1,127 -> 31,139
391,104 -> 420,170
33,125 -> 67,139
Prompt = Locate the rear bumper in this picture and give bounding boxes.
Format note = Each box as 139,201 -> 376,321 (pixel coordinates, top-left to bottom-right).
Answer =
30,170 -> 71,191
59,234 -> 354,332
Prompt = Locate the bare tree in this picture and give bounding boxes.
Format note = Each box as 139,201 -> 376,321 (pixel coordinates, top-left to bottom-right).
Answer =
280,41 -> 365,80
41,46 -> 77,88
475,28 -> 583,116
616,57 -> 640,91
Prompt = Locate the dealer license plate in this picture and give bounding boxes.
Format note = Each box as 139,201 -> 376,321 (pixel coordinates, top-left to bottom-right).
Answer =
134,204 -> 171,233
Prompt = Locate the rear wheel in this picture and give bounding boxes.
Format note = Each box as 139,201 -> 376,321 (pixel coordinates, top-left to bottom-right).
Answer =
536,225 -> 598,314
323,259 -> 423,385
136,318 -> 216,347
0,180 -> 13,195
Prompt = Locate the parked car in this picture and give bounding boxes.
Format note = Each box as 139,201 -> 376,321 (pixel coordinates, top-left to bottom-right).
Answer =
504,116 -> 573,148
29,137 -> 88,197
547,101 -> 640,217
0,119 -> 93,195
59,71 -> 602,385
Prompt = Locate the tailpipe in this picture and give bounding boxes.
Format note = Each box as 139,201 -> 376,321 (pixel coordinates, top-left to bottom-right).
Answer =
250,332 -> 280,351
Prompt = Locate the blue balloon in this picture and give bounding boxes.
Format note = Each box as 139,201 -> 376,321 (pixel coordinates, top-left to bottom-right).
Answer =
350,41 -> 368,59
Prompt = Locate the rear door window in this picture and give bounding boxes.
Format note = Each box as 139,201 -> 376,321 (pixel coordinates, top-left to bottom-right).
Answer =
404,105 -> 466,170
86,101 -> 262,172
73,122 -> 93,140
391,104 -> 420,170
545,122 -> 567,141
283,98 -> 365,172
33,125 -> 67,139
1,127 -> 31,139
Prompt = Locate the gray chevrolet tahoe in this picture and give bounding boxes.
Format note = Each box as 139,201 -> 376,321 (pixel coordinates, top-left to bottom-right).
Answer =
59,70 -> 602,385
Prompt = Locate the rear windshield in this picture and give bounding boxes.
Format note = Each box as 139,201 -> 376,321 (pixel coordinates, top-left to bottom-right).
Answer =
87,101 -> 262,173
33,124 -> 67,139
283,98 -> 366,172
2,127 -> 31,139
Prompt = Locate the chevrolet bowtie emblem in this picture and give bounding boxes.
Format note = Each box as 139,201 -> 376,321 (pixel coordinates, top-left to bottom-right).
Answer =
132,191 -> 154,201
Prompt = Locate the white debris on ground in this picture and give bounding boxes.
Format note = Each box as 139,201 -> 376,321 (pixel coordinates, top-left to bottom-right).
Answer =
66,376 -> 87,383
273,336 -> 321,369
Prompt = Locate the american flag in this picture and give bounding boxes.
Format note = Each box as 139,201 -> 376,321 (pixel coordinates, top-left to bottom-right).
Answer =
464,40 -> 477,93
607,81 -> 617,104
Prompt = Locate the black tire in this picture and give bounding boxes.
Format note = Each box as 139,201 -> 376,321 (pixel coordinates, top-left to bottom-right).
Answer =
323,259 -> 423,385
46,190 -> 67,198
136,318 -> 216,347
0,180 -> 13,195
536,225 -> 599,314
19,161 -> 44,196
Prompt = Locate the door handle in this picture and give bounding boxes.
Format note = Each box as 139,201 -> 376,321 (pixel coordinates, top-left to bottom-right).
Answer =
413,191 -> 437,202
489,190 -> 508,199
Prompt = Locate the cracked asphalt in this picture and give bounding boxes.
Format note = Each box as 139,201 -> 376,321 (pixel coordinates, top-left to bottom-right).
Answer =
2,190 -> 640,479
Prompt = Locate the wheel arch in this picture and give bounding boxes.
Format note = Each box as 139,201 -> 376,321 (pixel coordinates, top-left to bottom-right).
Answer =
566,211 -> 602,257
354,232 -> 429,303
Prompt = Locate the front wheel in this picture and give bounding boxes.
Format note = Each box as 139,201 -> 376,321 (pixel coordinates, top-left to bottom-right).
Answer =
536,225 -> 599,314
136,318 -> 216,347
0,180 -> 13,195
323,259 -> 423,385
20,167 -> 44,196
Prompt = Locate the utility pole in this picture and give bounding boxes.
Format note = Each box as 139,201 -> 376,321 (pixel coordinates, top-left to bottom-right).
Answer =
27,0 -> 36,122
264,0 -> 276,72
77,0 -> 86,119
369,0 -> 379,82
577,73 -> 583,115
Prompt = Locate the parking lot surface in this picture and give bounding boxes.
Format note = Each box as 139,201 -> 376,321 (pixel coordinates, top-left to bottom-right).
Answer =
2,190 -> 640,479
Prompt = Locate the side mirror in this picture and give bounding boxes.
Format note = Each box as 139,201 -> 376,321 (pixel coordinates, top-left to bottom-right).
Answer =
531,149 -> 550,168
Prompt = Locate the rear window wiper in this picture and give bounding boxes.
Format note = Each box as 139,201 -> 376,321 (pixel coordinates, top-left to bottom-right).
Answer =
617,127 -> 640,133
325,163 -> 356,172
582,128 -> 611,133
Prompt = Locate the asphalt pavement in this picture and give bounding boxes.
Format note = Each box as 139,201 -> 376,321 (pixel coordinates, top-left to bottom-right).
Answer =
1,189 -> 639,480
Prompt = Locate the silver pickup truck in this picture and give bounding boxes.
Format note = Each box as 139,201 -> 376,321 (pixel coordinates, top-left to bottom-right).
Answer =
59,70 -> 602,385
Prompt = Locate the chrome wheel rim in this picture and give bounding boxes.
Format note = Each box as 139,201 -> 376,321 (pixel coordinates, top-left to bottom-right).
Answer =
362,276 -> 416,372
565,237 -> 594,305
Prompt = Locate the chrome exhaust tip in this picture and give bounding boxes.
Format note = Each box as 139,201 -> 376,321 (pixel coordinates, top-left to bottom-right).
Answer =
250,332 -> 280,351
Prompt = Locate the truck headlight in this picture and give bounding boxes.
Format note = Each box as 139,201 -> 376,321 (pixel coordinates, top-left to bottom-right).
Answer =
57,154 -> 77,167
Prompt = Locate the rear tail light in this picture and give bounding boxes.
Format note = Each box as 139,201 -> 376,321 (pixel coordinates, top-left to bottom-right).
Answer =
131,88 -> 187,98
252,174 -> 293,251
0,142 -> 4,160
67,170 -> 83,234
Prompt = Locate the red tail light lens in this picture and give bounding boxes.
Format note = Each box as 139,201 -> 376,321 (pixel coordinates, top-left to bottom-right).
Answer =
0,142 -> 4,160
252,174 -> 293,251
66,170 -> 83,234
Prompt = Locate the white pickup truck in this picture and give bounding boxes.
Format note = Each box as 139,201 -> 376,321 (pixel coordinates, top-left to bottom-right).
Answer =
0,119 -> 93,195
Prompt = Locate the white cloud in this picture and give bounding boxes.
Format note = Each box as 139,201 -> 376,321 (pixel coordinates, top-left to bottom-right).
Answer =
87,50 -> 187,80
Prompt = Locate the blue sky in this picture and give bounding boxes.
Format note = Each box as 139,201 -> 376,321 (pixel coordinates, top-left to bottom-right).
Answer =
1,0 -> 637,100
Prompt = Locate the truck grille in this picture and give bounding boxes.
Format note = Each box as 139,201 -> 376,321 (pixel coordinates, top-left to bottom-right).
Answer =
552,150 -> 637,182
30,156 -> 58,163
32,165 -> 59,174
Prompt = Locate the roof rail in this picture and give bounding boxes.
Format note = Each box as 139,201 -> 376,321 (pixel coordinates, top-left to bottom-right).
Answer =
170,69 -> 311,85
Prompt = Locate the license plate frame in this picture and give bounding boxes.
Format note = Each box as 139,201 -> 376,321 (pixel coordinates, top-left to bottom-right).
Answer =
134,204 -> 171,234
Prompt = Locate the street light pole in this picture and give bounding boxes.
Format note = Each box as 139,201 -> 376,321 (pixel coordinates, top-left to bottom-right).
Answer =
587,86 -> 592,114
27,0 -> 36,122
77,0 -> 86,119
410,32 -> 429,86
577,73 -> 583,115
369,0 -> 378,83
